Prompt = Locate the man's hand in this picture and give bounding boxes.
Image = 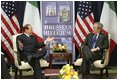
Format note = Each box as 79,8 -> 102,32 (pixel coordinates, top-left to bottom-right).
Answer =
18,40 -> 23,50
91,48 -> 98,52
45,36 -> 54,43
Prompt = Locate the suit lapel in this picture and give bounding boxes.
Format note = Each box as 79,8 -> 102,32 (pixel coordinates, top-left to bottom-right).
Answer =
90,33 -> 94,46
95,33 -> 103,46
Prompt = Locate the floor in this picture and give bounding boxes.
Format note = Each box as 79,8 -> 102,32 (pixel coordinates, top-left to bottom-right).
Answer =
9,65 -> 117,79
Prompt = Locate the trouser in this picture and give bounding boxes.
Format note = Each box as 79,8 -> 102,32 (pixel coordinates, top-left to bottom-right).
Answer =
27,48 -> 47,79
79,46 -> 102,76
28,58 -> 42,79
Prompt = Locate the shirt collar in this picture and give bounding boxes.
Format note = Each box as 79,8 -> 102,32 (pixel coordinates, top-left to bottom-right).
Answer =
24,32 -> 30,37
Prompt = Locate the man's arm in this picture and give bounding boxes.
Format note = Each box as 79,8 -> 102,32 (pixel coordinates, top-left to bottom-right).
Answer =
99,34 -> 109,50
37,36 -> 54,48
91,34 -> 109,52
16,36 -> 24,51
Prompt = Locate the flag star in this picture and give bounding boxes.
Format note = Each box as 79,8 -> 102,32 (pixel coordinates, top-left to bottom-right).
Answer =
89,6 -> 91,8
2,2 -> 4,4
5,10 -> 7,12
82,8 -> 84,10
6,2 -> 8,5
79,4 -> 81,6
79,8 -> 81,10
2,6 -> 4,8
12,4 -> 14,6
83,5 -> 85,7
9,7 -> 11,9
86,5 -> 88,7
86,2 -> 88,4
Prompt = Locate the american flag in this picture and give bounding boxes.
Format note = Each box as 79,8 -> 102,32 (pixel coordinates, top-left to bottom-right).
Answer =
73,1 -> 94,49
1,1 -> 20,63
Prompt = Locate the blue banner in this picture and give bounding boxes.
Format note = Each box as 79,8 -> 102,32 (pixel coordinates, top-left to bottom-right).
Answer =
42,1 -> 73,64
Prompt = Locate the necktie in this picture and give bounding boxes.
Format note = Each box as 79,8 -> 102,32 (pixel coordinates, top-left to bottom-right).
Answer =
91,34 -> 97,48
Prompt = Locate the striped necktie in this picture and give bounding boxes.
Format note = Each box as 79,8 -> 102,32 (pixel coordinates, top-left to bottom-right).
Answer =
91,34 -> 97,48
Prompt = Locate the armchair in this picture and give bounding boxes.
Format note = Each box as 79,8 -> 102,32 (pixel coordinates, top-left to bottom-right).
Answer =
12,34 -> 49,78
74,34 -> 110,78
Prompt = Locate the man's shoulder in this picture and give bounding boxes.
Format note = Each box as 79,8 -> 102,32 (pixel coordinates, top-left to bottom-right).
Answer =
17,33 -> 26,38
87,33 -> 94,37
99,33 -> 108,37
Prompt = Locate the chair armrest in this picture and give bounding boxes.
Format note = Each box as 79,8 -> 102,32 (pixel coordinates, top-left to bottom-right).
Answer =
101,49 -> 108,64
13,51 -> 22,65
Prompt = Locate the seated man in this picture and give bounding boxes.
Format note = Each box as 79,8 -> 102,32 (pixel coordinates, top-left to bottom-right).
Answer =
79,22 -> 109,78
17,24 -> 54,79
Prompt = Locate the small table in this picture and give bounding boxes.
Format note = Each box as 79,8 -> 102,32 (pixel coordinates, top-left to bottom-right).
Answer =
43,69 -> 60,78
49,52 -> 72,68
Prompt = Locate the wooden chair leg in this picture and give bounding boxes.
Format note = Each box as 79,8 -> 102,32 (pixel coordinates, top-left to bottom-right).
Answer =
100,68 -> 103,78
15,69 -> 18,79
106,68 -> 109,77
19,70 -> 22,79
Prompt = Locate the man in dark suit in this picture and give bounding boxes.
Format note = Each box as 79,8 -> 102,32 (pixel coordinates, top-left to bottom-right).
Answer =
79,22 -> 109,78
17,24 -> 54,79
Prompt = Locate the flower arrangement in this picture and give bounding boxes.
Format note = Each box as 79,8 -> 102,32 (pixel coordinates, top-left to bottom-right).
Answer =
58,64 -> 79,79
52,43 -> 68,52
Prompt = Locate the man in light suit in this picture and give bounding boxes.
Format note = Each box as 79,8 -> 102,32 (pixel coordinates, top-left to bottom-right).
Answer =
17,24 -> 54,79
80,22 -> 109,78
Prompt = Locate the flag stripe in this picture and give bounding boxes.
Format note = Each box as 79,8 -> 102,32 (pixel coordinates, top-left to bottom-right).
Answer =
1,15 -> 14,35
88,14 -> 94,24
1,34 -> 13,53
1,9 -> 18,34
85,15 -> 94,30
11,15 -> 20,33
83,19 -> 92,33
1,21 -> 12,36
1,41 -> 14,62
76,14 -> 87,36
76,17 -> 87,36
75,21 -> 85,40
1,28 -> 12,47
74,28 -> 83,43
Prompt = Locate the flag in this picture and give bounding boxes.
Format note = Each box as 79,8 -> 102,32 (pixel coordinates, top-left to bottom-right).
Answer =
73,1 -> 94,49
23,1 -> 43,42
1,1 -> 20,63
100,1 -> 117,53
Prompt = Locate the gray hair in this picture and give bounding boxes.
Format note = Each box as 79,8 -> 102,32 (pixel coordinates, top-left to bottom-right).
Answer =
95,22 -> 103,29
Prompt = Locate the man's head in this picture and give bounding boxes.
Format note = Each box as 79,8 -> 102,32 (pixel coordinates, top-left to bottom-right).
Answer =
23,24 -> 33,35
93,22 -> 103,34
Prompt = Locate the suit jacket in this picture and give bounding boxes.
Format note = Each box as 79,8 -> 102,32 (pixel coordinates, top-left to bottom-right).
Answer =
81,33 -> 109,57
16,33 -> 45,61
